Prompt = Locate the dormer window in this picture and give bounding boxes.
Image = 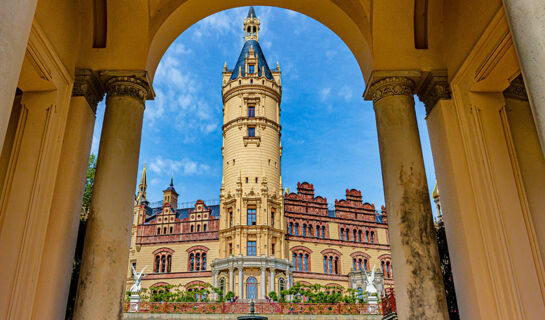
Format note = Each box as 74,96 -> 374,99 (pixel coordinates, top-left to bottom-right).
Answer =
249,65 -> 255,74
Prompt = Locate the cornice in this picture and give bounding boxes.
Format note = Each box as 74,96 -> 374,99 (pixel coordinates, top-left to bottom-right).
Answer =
72,68 -> 104,113
417,70 -> 451,115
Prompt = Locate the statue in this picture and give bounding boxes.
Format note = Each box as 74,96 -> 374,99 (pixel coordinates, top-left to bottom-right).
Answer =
365,264 -> 377,294
130,265 -> 147,294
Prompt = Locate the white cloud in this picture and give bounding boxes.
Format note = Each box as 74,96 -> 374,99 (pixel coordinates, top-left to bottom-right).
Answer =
320,87 -> 331,101
149,156 -> 211,176
338,85 -> 353,101
325,50 -> 337,59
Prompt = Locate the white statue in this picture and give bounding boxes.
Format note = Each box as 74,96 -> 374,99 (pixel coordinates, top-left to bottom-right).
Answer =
365,264 -> 377,294
130,265 -> 147,294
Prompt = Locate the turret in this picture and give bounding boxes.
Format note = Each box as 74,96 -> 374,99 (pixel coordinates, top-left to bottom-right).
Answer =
162,176 -> 178,209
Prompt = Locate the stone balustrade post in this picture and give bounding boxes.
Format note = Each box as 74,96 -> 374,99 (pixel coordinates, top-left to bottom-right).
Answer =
269,268 -> 275,293
366,76 -> 448,320
73,71 -> 153,320
229,267 -> 235,293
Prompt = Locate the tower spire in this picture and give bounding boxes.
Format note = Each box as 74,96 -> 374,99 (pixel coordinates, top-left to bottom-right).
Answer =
136,164 -> 147,204
243,6 -> 260,42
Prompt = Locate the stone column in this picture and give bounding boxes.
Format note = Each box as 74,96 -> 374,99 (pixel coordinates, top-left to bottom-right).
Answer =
367,76 -> 448,320
260,267 -> 266,299
238,267 -> 244,299
74,71 -> 153,320
229,267 -> 235,293
0,0 -> 38,150
503,0 -> 545,156
212,270 -> 219,301
269,268 -> 275,293
32,70 -> 103,320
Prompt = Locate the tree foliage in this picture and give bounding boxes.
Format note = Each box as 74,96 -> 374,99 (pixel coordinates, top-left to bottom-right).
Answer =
81,153 -> 96,218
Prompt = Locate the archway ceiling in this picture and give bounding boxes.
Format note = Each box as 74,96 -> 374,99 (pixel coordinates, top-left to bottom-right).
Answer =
76,0 -> 448,86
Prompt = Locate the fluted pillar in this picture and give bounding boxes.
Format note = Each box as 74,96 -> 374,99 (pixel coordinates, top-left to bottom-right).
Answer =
238,268 -> 244,298
260,266 -> 266,299
74,71 -> 153,320
503,0 -> 545,157
269,268 -> 275,293
32,70 -> 103,320
229,267 -> 235,293
366,76 -> 448,320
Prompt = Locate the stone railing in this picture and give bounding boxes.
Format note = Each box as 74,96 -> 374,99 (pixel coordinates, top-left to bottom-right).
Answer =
124,302 -> 381,315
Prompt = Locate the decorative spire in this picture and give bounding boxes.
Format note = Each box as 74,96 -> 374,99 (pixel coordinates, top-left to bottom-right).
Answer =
170,175 -> 174,187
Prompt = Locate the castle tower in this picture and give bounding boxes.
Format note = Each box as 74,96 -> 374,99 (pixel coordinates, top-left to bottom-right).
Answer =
212,7 -> 290,301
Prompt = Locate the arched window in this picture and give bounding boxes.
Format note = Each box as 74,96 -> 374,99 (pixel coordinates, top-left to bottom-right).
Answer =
364,259 -> 368,271
321,226 -> 325,238
161,255 -> 166,273
229,211 -> 233,227
345,229 -> 349,241
167,255 -> 172,272
203,224 -> 207,232
189,253 -> 194,271
340,228 -> 344,241
365,230 -> 369,242
353,230 -> 357,242
219,278 -> 226,294
328,256 -> 333,274
304,254 -> 309,271
196,253 -> 201,271
191,225 -> 194,233
163,227 -> 167,234
309,225 -> 313,237
197,225 -> 201,232
316,225 -> 319,238
155,256 -> 160,272
323,256 -> 328,273
170,226 -> 173,234
289,222 -> 293,234
334,257 -> 339,274
246,277 -> 257,299
303,224 -> 307,237
298,253 -> 303,271
279,278 -> 285,292
381,261 -> 385,275
157,227 -> 161,235
202,253 -> 207,270
358,230 -> 362,242
292,253 -> 297,270
294,223 -> 299,235
370,231 -> 375,243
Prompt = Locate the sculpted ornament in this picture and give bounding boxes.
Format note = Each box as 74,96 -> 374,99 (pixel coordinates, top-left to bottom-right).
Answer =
365,264 -> 378,294
367,77 -> 414,104
130,265 -> 147,293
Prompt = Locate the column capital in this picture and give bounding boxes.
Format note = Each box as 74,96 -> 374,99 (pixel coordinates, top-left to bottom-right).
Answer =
503,75 -> 528,101
365,76 -> 415,104
72,69 -> 105,113
99,70 -> 155,101
417,70 -> 451,115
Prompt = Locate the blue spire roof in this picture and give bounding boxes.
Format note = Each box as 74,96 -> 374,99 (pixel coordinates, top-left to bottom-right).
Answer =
230,40 -> 274,80
247,6 -> 256,18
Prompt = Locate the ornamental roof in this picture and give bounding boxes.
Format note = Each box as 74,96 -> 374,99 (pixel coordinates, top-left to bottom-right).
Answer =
229,40 -> 274,80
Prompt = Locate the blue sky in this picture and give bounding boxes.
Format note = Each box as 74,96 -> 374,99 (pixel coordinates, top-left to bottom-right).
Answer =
91,6 -> 438,214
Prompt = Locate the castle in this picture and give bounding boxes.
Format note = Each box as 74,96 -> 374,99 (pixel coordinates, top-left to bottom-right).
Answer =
127,7 -> 393,300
